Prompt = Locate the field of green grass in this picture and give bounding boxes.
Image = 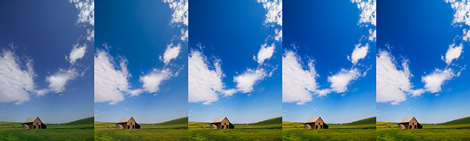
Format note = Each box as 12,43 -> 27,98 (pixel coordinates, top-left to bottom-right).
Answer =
376,117 -> 470,140
94,117 -> 188,140
282,117 -> 376,141
189,117 -> 282,141
0,117 -> 94,140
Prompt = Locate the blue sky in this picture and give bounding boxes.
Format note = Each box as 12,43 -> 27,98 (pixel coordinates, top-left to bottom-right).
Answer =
188,0 -> 282,123
94,0 -> 188,123
377,0 -> 470,123
282,0 -> 376,123
0,0 -> 94,123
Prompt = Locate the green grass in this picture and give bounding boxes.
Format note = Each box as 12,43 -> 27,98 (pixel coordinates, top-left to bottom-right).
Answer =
282,119 -> 376,141
439,116 -> 470,126
188,118 -> 282,141
251,117 -> 282,126
376,120 -> 470,140
156,117 -> 188,126
0,117 -> 94,140
94,119 -> 188,140
345,117 -> 376,125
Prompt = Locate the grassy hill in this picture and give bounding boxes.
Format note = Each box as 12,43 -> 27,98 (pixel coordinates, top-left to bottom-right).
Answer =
251,117 -> 282,125
63,117 -> 94,125
345,117 -> 376,125
157,117 -> 187,126
439,116 -> 470,125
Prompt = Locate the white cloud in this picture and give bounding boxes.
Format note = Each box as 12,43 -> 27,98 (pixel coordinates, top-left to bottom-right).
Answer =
163,0 -> 188,26
68,43 -> 87,64
140,68 -> 172,95
275,29 -> 282,42
87,28 -> 94,42
369,29 -> 376,42
376,50 -> 422,105
69,0 -> 94,41
328,68 -> 361,93
94,49 -> 140,105
351,0 -> 376,26
463,29 -> 470,41
257,0 -> 282,26
234,68 -> 268,93
180,29 -> 188,42
443,43 -> 463,65
446,0 -> 470,26
282,50 -> 322,105
348,43 -> 369,65
161,43 -> 181,64
0,49 -> 36,105
46,68 -> 78,93
422,68 -> 457,93
255,43 -> 275,64
189,50 -> 232,105
69,0 -> 94,26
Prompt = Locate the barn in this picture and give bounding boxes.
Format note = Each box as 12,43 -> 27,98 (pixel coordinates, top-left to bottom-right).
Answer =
116,117 -> 140,129
210,117 -> 234,129
23,117 -> 46,129
305,117 -> 328,129
398,117 -> 422,129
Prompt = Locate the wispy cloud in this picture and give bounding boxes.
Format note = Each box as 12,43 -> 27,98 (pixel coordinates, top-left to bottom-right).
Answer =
140,68 -> 174,96
0,47 -> 36,105
161,43 -> 181,65
349,43 -> 370,65
46,68 -> 79,93
188,48 -> 234,105
94,46 -> 140,105
67,43 -> 87,65
442,43 -> 463,65
376,49 -> 417,105
282,49 -> 323,105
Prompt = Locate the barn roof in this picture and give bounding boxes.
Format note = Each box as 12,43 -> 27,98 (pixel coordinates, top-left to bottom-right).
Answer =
306,117 -> 321,123
118,117 -> 132,123
211,117 -> 226,123
24,117 -> 38,123
400,117 -> 414,123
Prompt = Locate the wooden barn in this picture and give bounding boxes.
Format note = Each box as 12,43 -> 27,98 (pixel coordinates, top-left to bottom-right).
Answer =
23,117 -> 46,129
305,117 -> 328,129
398,117 -> 422,129
116,117 -> 140,129
210,117 -> 234,129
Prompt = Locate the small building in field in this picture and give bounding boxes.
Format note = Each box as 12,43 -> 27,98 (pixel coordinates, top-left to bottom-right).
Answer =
210,117 -> 234,129
23,117 -> 46,129
116,117 -> 140,129
305,117 -> 328,129
398,117 -> 422,129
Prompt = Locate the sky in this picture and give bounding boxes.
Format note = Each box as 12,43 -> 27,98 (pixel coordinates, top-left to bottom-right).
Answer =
94,0 -> 188,123
188,0 -> 282,123
377,0 -> 470,123
282,0 -> 376,123
0,0 -> 94,123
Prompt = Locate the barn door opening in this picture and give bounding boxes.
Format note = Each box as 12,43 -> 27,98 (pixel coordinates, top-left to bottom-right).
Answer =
409,125 -> 412,129
320,125 -> 322,129
222,125 -> 225,129
128,125 -> 130,129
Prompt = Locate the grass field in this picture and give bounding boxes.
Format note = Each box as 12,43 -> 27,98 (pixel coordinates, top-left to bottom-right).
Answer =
0,117 -> 94,140
376,117 -> 470,141
189,117 -> 282,141
94,117 -> 188,140
282,117 -> 376,141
